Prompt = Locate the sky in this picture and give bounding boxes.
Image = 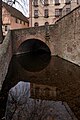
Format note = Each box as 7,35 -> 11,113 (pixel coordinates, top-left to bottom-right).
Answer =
3,0 -> 29,17
13,0 -> 29,17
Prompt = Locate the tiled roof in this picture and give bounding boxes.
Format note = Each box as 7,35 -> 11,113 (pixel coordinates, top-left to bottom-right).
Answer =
2,2 -> 29,23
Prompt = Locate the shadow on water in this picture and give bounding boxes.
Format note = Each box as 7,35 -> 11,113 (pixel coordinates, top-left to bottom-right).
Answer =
0,51 -> 80,119
16,51 -> 51,72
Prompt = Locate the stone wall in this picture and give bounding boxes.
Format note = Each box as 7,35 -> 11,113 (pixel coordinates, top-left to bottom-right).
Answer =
0,31 -> 12,90
0,5 -> 80,90
12,25 -> 58,55
56,6 -> 80,66
12,5 -> 80,66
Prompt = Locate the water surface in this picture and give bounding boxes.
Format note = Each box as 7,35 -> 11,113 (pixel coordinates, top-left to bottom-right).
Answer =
0,52 -> 80,119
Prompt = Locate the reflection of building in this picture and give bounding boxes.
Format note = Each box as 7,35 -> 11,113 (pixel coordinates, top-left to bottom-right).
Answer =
6,81 -> 78,120
2,2 -> 29,36
29,0 -> 66,27
62,0 -> 80,16
30,83 -> 57,100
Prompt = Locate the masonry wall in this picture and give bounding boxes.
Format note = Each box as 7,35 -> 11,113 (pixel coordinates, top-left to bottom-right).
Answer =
12,25 -> 58,56
56,6 -> 80,66
0,31 -> 12,90
0,5 -> 80,90
12,5 -> 80,66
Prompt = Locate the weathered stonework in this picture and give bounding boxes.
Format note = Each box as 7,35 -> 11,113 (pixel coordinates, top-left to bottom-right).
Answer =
0,5 -> 80,90
0,31 -> 12,90
12,25 -> 57,56
56,6 -> 80,66
12,5 -> 80,66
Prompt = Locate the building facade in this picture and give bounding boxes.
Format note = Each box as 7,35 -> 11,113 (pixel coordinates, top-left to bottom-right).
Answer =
29,0 -> 80,27
62,0 -> 80,16
2,2 -> 29,36
29,0 -> 68,27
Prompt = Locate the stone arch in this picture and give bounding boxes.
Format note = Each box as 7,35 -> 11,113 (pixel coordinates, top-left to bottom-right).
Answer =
16,38 -> 51,55
15,36 -> 47,53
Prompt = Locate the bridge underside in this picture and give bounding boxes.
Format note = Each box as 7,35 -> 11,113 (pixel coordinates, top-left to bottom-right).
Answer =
16,39 -> 51,55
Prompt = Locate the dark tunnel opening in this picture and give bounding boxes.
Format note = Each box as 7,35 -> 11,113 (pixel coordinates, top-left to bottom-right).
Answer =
17,39 -> 51,55
16,39 -> 51,72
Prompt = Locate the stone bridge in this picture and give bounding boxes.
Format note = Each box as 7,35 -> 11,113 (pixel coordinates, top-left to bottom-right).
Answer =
11,25 -> 57,55
0,5 -> 80,89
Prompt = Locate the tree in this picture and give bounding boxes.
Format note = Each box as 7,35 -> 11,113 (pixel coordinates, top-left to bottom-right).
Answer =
0,0 -> 3,44
0,0 -> 28,44
3,0 -> 29,16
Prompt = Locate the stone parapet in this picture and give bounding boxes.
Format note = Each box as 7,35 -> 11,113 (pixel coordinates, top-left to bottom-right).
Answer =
0,31 -> 12,90
56,6 -> 80,66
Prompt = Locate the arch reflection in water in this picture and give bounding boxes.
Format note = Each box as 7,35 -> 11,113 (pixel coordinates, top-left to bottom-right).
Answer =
16,52 -> 51,72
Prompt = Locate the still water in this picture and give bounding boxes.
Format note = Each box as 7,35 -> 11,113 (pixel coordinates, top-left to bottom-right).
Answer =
0,52 -> 80,120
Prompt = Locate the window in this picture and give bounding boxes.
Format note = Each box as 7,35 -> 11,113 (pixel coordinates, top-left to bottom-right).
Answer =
66,8 -> 70,14
44,9 -> 49,18
24,22 -> 25,25
65,0 -> 71,4
55,0 -> 60,5
44,0 -> 49,6
15,18 -> 18,23
34,10 -> 38,18
55,9 -> 60,17
59,9 -> 62,16
34,22 -> 39,27
33,0 -> 38,7
20,20 -> 22,24
5,25 -> 7,31
45,22 -> 49,25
